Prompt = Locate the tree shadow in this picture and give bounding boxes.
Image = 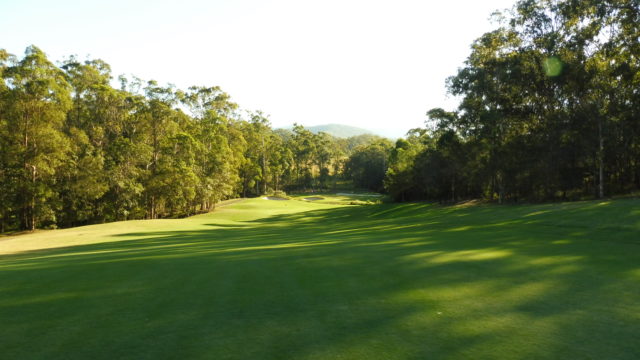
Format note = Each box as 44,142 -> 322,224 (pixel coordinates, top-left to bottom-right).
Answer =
1,199 -> 639,359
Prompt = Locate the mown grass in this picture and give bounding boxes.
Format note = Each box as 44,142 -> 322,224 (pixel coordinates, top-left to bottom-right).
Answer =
1,197 -> 639,359
290,192 -> 385,205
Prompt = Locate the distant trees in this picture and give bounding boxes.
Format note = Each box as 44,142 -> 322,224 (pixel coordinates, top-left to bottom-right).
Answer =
345,139 -> 393,192
5,0 -> 636,230
385,0 -> 640,203
0,47 -> 384,232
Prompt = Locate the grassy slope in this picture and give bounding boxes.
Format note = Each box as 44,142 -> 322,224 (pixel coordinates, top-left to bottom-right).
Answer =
1,197 -> 639,359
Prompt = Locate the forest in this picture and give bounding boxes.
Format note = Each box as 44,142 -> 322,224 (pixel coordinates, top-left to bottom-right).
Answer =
1,0 -> 639,232
0,46 -> 391,232
385,0 -> 640,202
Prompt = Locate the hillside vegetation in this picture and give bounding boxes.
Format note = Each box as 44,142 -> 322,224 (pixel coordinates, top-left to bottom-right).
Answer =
1,197 -> 639,359
3,0 -> 639,233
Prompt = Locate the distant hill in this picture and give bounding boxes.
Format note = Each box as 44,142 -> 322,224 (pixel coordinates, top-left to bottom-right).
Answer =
289,124 -> 375,138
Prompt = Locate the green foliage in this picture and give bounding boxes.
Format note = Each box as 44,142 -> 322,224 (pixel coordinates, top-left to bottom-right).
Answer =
270,190 -> 288,198
2,46 -> 72,230
385,0 -> 640,202
384,135 -> 426,201
0,46 -> 383,231
345,139 -> 394,192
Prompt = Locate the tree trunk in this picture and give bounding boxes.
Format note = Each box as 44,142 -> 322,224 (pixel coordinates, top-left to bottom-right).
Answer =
262,136 -> 267,195
598,118 -> 604,198
29,165 -> 37,231
451,177 -> 455,203
21,113 -> 31,230
497,173 -> 504,204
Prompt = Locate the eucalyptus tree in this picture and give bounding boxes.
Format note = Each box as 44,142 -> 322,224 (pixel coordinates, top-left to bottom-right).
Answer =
384,134 -> 426,202
237,119 -> 262,197
141,81 -> 180,218
268,133 -> 294,192
0,49 -> 13,231
558,0 -> 640,197
313,132 -> 334,188
247,111 -> 273,194
290,124 -> 317,188
101,87 -> 151,221
155,131 -> 200,216
183,86 -> 240,209
386,0 -> 639,202
345,139 -> 393,192
272,128 -> 296,190
447,25 -> 541,200
57,57 -> 117,225
503,0 -> 639,198
2,46 -> 72,230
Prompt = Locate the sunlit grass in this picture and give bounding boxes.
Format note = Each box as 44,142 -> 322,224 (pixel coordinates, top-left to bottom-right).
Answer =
1,198 -> 639,359
289,192 -> 384,205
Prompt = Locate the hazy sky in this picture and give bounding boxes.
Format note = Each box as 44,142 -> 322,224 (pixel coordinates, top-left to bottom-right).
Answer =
1,0 -> 515,138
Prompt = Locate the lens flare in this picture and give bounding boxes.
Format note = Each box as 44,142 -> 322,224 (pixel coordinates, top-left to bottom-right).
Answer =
543,56 -> 563,77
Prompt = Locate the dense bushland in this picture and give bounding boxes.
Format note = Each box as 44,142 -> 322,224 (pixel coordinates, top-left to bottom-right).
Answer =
385,0 -> 640,202
0,49 -> 387,231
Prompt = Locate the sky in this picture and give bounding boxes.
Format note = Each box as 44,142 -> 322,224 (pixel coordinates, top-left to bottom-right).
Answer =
1,0 -> 516,138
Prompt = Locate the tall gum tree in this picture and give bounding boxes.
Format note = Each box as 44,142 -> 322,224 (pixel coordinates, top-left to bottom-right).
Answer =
3,46 -> 72,230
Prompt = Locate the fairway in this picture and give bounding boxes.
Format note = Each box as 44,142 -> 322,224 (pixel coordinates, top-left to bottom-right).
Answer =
1,198 -> 639,359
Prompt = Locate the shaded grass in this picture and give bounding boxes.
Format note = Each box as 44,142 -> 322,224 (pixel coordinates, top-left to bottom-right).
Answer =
1,198 -> 639,359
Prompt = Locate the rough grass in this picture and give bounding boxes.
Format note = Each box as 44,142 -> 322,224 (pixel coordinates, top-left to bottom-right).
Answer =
1,197 -> 639,359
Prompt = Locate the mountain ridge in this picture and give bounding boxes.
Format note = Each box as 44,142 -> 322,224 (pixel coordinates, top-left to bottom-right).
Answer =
280,123 -> 377,138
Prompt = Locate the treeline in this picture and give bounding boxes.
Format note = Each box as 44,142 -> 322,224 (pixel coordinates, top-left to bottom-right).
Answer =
3,0 -> 638,230
0,46 -> 385,231
384,0 -> 639,202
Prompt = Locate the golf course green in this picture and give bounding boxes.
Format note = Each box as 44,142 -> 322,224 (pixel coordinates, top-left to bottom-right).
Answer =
1,197 -> 639,359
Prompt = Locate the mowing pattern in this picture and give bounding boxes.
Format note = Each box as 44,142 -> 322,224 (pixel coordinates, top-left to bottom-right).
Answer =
1,198 -> 639,359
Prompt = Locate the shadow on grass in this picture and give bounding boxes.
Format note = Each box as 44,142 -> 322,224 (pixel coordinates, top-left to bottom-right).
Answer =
1,199 -> 639,359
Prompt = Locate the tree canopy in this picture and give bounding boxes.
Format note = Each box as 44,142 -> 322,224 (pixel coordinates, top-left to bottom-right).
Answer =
385,0 -> 640,203
2,0 -> 638,230
0,46 -> 383,232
